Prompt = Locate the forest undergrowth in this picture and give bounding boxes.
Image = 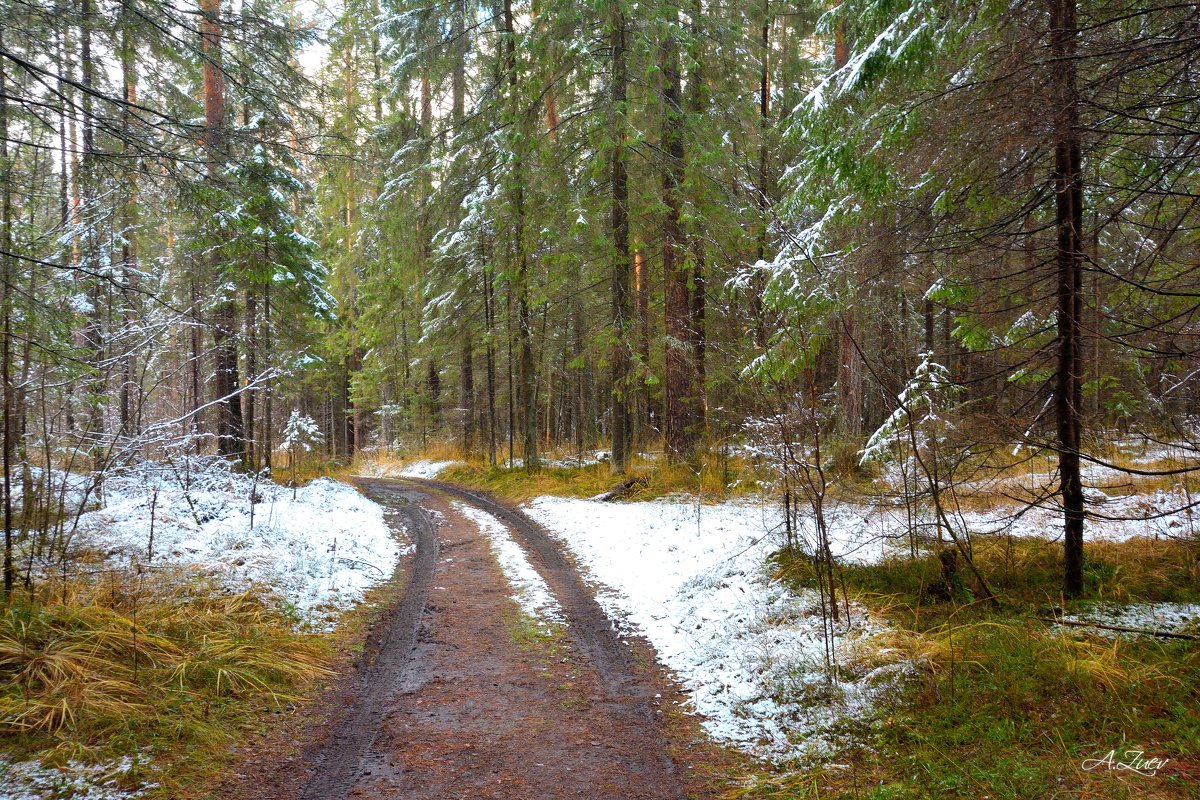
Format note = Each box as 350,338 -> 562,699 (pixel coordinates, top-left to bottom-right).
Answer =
0,571 -> 331,797
738,536 -> 1200,799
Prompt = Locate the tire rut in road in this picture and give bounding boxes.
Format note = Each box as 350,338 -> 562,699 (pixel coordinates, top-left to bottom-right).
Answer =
395,477 -> 685,794
399,479 -> 634,688
299,481 -> 438,800
300,476 -> 689,800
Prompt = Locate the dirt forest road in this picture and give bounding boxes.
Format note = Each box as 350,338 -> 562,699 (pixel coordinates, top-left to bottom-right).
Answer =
221,477 -> 722,800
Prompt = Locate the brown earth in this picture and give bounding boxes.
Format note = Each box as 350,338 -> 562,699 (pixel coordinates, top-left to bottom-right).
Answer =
214,478 -> 733,800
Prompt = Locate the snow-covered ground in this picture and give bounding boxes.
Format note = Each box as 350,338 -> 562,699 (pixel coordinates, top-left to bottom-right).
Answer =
393,459 -> 461,478
0,755 -> 152,800
451,501 -> 564,628
1062,602 -> 1200,638
523,485 -> 1199,761
525,496 -> 901,760
74,461 -> 403,630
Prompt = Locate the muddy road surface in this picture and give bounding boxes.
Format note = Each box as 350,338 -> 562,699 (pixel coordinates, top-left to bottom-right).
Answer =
223,478 -> 718,800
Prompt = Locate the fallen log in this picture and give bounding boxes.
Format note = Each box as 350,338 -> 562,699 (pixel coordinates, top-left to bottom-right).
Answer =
589,475 -> 647,502
1036,616 -> 1199,641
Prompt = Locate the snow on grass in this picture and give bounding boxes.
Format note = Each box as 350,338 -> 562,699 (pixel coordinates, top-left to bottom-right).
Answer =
956,485 -> 1199,544
1061,603 -> 1200,638
76,461 -> 403,631
451,501 -> 564,628
0,755 -> 153,800
395,460 -> 460,478
524,496 -> 899,760
354,457 -> 461,479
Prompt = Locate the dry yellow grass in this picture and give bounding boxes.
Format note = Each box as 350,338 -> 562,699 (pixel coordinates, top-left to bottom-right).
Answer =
0,571 -> 331,793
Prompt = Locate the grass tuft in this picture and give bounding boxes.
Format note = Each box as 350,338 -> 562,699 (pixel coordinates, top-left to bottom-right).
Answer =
0,571 -> 332,796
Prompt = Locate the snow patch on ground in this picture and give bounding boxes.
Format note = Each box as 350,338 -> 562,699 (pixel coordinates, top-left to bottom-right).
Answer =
1062,602 -> 1200,638
452,501 -> 564,628
395,460 -> 460,478
76,462 -> 403,631
524,496 -> 899,760
0,755 -> 153,800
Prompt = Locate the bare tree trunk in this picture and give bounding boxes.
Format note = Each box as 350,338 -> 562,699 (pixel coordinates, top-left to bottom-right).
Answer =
201,0 -> 244,461
1051,0 -> 1085,597
118,0 -> 139,439
263,283 -> 273,471
80,0 -> 105,450
751,0 -> 771,349
662,22 -> 695,463
460,328 -> 475,452
687,1 -> 707,428
634,246 -> 650,443
609,6 -> 632,476
244,289 -> 258,468
831,19 -> 864,439
189,279 -> 204,451
839,315 -> 863,437
454,0 -> 474,455
485,267 -> 498,465
1,29 -> 15,595
500,0 -> 537,471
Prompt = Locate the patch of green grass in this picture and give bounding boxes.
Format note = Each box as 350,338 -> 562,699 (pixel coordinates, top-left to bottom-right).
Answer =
859,626 -> 1200,800
506,609 -> 565,655
774,535 -> 1200,616
746,536 -> 1200,799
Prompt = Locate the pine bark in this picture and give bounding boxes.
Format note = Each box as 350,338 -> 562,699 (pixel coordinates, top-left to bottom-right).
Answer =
1,27 -> 15,595
485,267 -> 498,465
201,0 -> 244,460
1051,0 -> 1085,597
119,0 -> 139,439
634,247 -> 650,443
609,7 -> 632,475
460,327 -> 475,451
244,289 -> 258,468
687,0 -> 707,425
454,0 -> 475,454
832,17 -> 864,438
503,0 -> 537,471
79,0 -> 105,446
662,24 -> 695,462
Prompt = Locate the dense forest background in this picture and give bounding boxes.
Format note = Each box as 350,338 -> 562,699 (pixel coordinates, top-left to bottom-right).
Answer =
1,0 -> 1197,596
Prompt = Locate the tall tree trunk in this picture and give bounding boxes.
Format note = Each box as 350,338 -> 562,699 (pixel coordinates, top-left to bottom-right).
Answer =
662,22 -> 695,463
1051,0 -> 1085,597
263,283 -> 273,471
119,0 -> 139,439
79,0 -> 105,449
503,0 -> 538,471
485,266 -> 498,465
751,0 -> 771,350
687,0 -> 707,427
1,28 -> 15,595
831,16 -> 864,439
244,288 -> 258,468
634,246 -> 650,443
190,279 -> 204,452
572,287 -> 587,455
453,0 -> 475,454
460,328 -> 475,452
201,0 -> 243,460
609,6 -> 632,476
